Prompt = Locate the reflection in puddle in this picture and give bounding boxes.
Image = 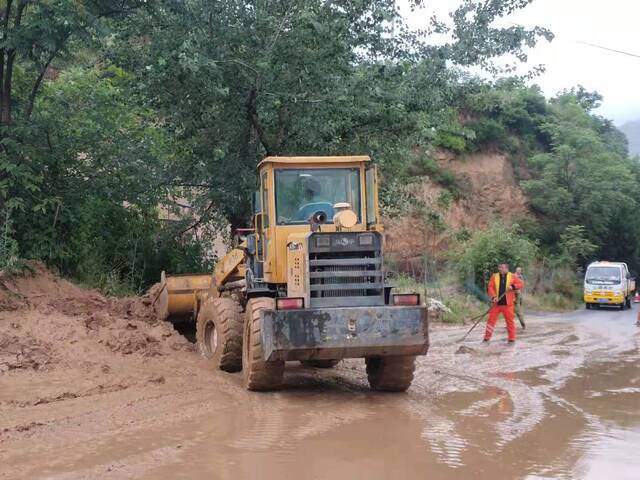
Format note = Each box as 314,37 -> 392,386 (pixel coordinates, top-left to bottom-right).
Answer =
575,426 -> 640,480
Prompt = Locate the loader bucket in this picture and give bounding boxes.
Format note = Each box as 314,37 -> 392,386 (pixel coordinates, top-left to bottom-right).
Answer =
153,271 -> 212,322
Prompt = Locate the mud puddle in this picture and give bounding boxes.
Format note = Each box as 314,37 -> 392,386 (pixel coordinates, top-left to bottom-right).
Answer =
2,269 -> 640,479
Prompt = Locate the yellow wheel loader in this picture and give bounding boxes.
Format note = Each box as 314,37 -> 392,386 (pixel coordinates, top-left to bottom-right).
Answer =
154,156 -> 429,391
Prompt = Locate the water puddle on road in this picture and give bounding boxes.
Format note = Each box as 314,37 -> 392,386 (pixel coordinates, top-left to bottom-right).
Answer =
138,321 -> 640,479
6,312 -> 640,480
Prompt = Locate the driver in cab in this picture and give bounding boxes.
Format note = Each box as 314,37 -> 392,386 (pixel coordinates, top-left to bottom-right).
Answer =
294,177 -> 333,222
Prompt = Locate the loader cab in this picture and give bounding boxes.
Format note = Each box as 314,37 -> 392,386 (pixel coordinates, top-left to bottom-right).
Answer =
249,156 -> 382,287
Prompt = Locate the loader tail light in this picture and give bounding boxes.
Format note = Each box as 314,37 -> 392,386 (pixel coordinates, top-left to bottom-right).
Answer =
392,294 -> 420,306
276,297 -> 304,310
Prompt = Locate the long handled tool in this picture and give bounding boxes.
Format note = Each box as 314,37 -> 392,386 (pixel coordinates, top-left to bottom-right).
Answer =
457,291 -> 507,343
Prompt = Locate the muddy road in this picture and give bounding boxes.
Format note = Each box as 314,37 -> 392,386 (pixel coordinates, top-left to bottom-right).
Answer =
2,290 -> 640,479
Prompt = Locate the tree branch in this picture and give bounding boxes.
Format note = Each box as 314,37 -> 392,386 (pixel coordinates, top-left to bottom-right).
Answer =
25,45 -> 62,120
1,0 -> 28,125
246,86 -> 272,155
158,182 -> 214,188
178,199 -> 216,236
0,0 -> 14,115
97,0 -> 144,18
274,103 -> 288,152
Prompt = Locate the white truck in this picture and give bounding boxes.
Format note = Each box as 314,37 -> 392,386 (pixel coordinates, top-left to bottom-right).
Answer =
584,261 -> 635,310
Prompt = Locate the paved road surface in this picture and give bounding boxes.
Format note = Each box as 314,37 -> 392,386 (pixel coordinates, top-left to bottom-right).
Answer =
2,306 -> 639,479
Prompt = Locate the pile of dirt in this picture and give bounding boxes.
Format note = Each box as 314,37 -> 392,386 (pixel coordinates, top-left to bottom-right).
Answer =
0,332 -> 52,372
0,262 -> 192,374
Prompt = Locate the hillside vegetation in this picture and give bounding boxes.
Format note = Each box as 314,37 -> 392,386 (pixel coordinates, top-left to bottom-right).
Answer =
0,0 -> 637,296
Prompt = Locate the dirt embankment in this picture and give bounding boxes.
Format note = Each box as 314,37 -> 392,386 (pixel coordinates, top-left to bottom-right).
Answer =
0,263 -> 194,410
385,150 -> 530,266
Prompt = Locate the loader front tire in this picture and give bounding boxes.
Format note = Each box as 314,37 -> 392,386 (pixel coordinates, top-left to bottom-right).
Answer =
366,356 -> 416,392
243,297 -> 284,391
196,297 -> 243,372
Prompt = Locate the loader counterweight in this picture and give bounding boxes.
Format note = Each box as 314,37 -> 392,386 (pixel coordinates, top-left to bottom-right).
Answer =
261,305 -> 429,362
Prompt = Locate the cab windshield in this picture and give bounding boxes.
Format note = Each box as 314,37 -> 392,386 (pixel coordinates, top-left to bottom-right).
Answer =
585,266 -> 621,285
275,168 -> 361,225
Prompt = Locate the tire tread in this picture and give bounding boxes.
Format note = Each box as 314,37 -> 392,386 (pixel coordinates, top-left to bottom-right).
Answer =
366,356 -> 416,392
243,297 -> 284,391
196,297 -> 243,372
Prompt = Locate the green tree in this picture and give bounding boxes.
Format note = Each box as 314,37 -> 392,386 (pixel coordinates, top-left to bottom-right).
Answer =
110,0 -> 551,228
521,93 -> 639,266
557,225 -> 597,267
0,0 -> 146,269
457,222 -> 538,293
0,0 -> 144,125
8,64 -> 205,289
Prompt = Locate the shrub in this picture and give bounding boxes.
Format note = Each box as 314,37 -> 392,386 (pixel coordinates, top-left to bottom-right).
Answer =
467,118 -> 507,149
434,132 -> 467,153
456,222 -> 538,293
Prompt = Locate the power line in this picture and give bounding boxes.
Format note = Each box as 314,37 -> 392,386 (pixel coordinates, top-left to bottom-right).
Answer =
575,41 -> 640,59
506,21 -> 640,60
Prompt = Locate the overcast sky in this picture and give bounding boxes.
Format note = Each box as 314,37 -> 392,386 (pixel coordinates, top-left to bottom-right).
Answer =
401,0 -> 640,125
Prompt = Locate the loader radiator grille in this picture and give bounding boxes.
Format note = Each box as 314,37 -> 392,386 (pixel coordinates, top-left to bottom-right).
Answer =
308,233 -> 384,308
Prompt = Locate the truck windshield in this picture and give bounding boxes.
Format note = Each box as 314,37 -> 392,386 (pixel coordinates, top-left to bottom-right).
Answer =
274,168 -> 361,225
585,267 -> 621,285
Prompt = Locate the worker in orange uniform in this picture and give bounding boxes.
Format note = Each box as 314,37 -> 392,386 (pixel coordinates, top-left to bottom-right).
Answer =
484,263 -> 524,344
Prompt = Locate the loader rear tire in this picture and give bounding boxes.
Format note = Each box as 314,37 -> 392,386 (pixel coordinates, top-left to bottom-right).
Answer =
300,360 -> 340,369
366,356 -> 416,392
243,297 -> 284,391
196,297 -> 243,372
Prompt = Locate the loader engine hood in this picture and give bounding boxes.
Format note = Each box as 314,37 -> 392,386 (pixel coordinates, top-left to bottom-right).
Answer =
286,231 -> 384,308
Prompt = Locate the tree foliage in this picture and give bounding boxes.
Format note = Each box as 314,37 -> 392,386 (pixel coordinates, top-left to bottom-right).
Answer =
108,0 -> 551,228
520,93 -> 638,260
9,0 -> 634,293
456,222 -> 538,291
558,225 -> 597,268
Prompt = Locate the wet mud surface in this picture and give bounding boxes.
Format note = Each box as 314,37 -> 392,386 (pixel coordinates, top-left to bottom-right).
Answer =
2,287 -> 639,479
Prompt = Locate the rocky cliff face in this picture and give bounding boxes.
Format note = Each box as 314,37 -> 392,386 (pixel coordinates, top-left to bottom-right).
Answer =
384,151 -> 530,266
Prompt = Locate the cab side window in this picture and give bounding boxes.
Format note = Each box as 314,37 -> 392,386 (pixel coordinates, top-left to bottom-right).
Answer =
366,167 -> 376,225
261,172 -> 269,228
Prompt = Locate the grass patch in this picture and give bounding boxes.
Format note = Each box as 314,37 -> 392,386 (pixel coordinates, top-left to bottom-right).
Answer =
392,274 -> 485,324
75,269 -> 140,297
391,267 -> 582,325
522,291 -> 582,312
441,293 -> 486,324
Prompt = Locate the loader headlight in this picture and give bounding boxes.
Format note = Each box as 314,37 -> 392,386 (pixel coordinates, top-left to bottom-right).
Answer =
276,297 -> 304,310
358,233 -> 374,246
393,294 -> 421,306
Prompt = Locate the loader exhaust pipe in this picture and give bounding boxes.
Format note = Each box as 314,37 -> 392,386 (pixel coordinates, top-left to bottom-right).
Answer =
308,210 -> 327,232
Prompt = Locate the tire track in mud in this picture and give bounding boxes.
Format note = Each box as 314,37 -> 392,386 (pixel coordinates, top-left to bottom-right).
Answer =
229,395 -> 290,452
